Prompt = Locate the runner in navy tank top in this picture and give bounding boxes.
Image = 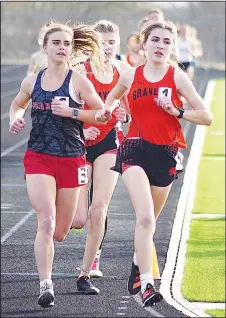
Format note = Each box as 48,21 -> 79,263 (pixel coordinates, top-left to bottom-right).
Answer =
9,21 -> 113,308
105,21 -> 212,306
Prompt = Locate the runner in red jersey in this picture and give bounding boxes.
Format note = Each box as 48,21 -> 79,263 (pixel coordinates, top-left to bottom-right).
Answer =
104,21 -> 212,306
9,21 -> 111,308
70,20 -> 131,294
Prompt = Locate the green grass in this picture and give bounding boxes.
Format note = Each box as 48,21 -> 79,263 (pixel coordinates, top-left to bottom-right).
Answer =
208,79 -> 225,132
206,309 -> 226,317
192,78 -> 225,215
182,219 -> 225,302
203,78 -> 225,156
202,134 -> 225,157
182,79 -> 226,304
192,159 -> 225,214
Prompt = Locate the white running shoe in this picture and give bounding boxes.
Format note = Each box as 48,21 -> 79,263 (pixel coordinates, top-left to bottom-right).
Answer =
38,282 -> 54,308
89,259 -> 103,278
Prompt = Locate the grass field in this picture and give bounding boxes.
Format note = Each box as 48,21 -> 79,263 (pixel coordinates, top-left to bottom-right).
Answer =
206,309 -> 226,318
192,159 -> 225,214
181,78 -> 225,309
182,218 -> 225,301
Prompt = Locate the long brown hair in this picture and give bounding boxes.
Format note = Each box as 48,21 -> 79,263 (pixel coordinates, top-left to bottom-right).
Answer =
41,21 -> 74,48
71,24 -> 104,72
40,20 -> 104,71
140,21 -> 178,66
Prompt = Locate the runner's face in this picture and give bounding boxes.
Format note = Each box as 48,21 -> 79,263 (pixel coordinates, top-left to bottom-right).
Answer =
127,35 -> 141,53
143,28 -> 173,63
100,32 -> 119,62
149,12 -> 164,23
44,31 -> 72,64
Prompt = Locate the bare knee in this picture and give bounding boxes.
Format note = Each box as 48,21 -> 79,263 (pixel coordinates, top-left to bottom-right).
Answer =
89,201 -> 107,227
37,216 -> 55,239
53,231 -> 67,242
71,212 -> 87,229
137,212 -> 156,233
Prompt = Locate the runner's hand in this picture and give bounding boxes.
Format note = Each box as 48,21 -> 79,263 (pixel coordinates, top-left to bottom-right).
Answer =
154,97 -> 179,116
51,99 -> 72,117
95,109 -> 112,123
83,127 -> 100,141
9,118 -> 25,134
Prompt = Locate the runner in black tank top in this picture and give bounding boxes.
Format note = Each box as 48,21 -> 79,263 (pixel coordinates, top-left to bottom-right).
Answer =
29,68 -> 85,157
9,21 -> 112,308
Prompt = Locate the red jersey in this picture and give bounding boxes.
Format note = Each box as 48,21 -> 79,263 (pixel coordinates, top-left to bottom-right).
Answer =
126,65 -> 187,148
83,62 -> 120,146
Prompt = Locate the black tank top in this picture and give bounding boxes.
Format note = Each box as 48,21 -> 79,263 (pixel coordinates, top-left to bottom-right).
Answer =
28,69 -> 85,157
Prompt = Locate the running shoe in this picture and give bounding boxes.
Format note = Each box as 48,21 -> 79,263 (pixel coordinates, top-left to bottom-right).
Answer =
127,261 -> 141,295
142,283 -> 163,307
38,282 -> 54,308
90,258 -> 103,278
77,275 -> 100,295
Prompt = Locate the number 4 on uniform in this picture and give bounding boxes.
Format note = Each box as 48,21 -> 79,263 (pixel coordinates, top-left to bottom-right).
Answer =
158,87 -> 172,99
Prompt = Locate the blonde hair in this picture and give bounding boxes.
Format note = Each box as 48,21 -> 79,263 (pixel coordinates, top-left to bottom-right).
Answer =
41,20 -> 74,48
93,19 -> 119,36
71,24 -> 105,72
40,20 -> 105,71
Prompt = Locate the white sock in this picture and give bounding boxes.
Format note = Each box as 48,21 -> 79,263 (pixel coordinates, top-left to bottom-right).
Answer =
133,252 -> 138,266
40,279 -> 53,288
140,273 -> 154,294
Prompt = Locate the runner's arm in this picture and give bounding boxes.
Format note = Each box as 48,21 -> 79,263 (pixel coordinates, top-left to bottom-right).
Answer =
175,67 -> 212,125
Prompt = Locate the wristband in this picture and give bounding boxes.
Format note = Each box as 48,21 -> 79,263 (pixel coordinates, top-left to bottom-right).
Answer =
177,108 -> 185,119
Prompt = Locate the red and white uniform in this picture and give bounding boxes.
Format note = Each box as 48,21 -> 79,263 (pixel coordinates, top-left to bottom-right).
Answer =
126,65 -> 187,148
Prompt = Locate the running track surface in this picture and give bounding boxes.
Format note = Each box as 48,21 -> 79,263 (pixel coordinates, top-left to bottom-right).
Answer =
1,65 -> 224,317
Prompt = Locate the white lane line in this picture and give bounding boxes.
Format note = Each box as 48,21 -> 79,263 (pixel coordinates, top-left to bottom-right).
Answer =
1,112 -> 9,120
1,184 -> 26,187
116,295 -> 130,316
1,76 -> 23,84
133,294 -> 165,317
201,156 -> 225,160
1,211 -> 30,214
172,80 -> 216,317
1,272 -> 76,277
1,204 -> 14,209
1,209 -> 34,244
1,89 -> 18,99
119,300 -> 130,304
160,79 -> 215,318
192,302 -> 226,310
192,214 -> 225,219
1,137 -> 28,157
209,131 -> 224,135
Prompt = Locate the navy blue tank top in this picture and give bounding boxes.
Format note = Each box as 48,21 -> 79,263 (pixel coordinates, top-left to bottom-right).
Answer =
28,69 -> 85,157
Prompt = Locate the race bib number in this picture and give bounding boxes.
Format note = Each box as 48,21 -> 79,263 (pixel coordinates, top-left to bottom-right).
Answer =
54,96 -> 69,107
78,166 -> 88,185
158,87 -> 172,100
175,152 -> 184,172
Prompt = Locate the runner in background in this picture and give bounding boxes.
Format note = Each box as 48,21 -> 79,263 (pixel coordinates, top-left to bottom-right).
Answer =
125,33 -> 144,67
177,24 -> 196,80
27,25 -> 49,76
70,20 -> 131,294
